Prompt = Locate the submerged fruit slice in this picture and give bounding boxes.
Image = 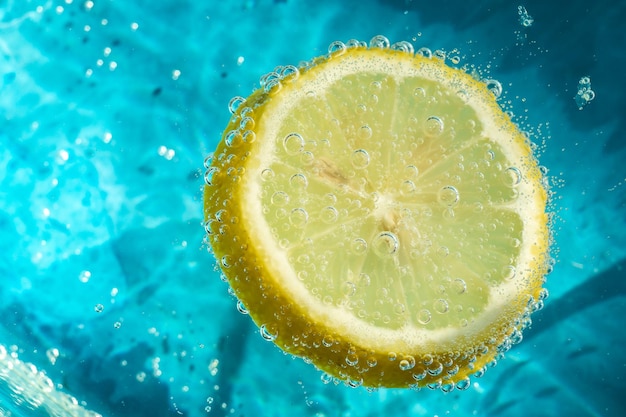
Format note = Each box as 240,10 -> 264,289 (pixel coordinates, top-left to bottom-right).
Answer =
203,37 -> 551,389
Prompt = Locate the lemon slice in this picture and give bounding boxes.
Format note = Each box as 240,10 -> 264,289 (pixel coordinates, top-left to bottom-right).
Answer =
203,37 -> 551,390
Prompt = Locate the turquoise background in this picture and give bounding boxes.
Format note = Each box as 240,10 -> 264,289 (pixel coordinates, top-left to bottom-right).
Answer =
1,0 -> 625,416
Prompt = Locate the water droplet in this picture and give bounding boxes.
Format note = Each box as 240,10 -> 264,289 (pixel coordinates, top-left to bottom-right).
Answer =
417,309 -> 431,324
452,278 -> 467,294
373,231 -> 399,257
434,299 -> 449,314
437,185 -> 459,206
271,191 -> 289,206
399,356 -> 416,371
358,125 -> 372,140
320,206 -> 339,223
259,324 -> 278,341
228,96 -> 245,114
502,166 -> 522,187
351,238 -> 368,255
283,133 -> 304,155
484,79 -> 502,98
289,208 -> 308,228
351,149 -> 370,168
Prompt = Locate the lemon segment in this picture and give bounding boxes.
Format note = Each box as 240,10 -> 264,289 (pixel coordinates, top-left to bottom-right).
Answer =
204,41 -> 550,389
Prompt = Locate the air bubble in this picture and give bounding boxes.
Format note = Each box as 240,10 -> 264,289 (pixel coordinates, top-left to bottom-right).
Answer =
290,173 -> 308,189
367,357 -> 378,367
373,231 -> 399,257
400,180 -> 415,195
239,116 -> 255,130
393,303 -> 406,315
236,300 -> 248,314
456,377 -> 471,391
342,282 -> 357,297
271,191 -> 289,206
427,361 -> 443,376
345,353 -> 359,366
328,40 -> 347,55
94,304 -> 104,313
391,41 -> 414,54
388,352 -> 397,361
283,133 -> 304,155
484,79 -> 503,98
452,278 -> 467,294
228,96 -> 245,114
369,35 -> 390,48
351,149 -> 370,168
351,238 -> 368,255
259,324 -> 278,341
204,167 -> 218,186
425,116 -> 444,136
502,265 -> 516,280
413,87 -> 426,99
434,299 -> 449,314
416,47 -> 432,58
322,335 -> 334,347
417,309 -> 431,324
357,273 -> 371,287
399,356 -> 416,371
221,255 -> 232,268
321,206 -> 339,223
261,168 -> 274,181
503,167 -> 522,187
358,125 -> 372,140
225,130 -> 243,148
280,65 -> 299,79
437,185 -> 459,206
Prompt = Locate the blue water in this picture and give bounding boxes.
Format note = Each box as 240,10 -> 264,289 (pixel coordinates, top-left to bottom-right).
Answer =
1,0 -> 625,416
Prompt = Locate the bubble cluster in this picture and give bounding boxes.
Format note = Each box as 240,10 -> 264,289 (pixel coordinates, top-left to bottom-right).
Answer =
517,5 -> 534,27
574,76 -> 595,110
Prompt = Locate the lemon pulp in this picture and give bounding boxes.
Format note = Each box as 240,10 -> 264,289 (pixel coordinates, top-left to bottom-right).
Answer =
203,37 -> 550,389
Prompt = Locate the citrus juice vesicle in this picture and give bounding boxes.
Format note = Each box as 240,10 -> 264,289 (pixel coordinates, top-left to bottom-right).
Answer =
203,36 -> 551,389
